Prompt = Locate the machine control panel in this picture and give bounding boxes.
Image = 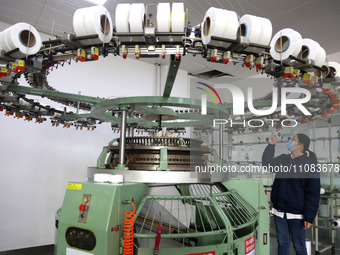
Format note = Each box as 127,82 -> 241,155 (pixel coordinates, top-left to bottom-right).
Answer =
78,194 -> 91,223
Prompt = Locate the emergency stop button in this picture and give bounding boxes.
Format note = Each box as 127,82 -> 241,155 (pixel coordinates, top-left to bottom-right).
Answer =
78,194 -> 91,223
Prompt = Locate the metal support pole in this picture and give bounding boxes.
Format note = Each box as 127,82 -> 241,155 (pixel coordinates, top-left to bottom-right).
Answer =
227,110 -> 233,179
119,109 -> 127,165
227,132 -> 233,179
157,64 -> 161,96
129,127 -> 134,137
154,64 -> 160,96
313,120 -> 319,254
76,91 -> 81,114
117,109 -> 128,170
228,132 -> 232,161
328,118 -> 335,254
219,122 -> 224,162
129,108 -> 134,137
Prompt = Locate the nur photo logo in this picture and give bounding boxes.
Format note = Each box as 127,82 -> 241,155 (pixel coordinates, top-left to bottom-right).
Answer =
196,82 -> 312,116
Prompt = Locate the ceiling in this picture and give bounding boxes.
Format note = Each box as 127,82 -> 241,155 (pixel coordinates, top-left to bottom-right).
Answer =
1,0 -> 340,77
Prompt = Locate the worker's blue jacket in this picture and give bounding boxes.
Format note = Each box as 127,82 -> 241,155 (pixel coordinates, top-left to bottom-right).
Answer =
262,144 -> 320,223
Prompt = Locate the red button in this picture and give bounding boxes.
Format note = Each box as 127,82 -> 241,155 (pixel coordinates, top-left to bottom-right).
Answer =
79,204 -> 85,211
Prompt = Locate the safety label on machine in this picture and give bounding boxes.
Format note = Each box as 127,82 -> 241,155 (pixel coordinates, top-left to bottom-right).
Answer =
67,183 -> 82,190
187,252 -> 215,255
66,247 -> 93,255
245,235 -> 255,255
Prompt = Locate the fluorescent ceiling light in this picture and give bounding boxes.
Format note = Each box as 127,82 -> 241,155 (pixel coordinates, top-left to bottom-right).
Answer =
87,0 -> 107,5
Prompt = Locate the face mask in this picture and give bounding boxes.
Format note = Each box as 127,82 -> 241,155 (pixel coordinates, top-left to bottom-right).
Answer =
287,140 -> 296,151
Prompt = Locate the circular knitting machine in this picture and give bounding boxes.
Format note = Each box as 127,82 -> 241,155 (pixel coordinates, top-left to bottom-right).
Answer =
1,2 -> 339,255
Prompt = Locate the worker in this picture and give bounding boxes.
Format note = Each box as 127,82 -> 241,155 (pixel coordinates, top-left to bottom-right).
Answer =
262,133 -> 320,255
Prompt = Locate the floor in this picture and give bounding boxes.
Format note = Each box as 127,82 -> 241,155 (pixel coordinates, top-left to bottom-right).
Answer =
1,235 -> 339,255
3,238 -> 339,255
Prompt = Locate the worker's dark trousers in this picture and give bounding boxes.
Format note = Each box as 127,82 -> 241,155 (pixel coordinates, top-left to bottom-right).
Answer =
274,215 -> 307,255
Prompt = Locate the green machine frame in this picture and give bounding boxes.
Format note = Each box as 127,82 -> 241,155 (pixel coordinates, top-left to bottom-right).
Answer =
56,178 -> 269,255
56,182 -> 148,255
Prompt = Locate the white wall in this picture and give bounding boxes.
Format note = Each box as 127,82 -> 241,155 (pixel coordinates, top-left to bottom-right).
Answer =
0,21 -> 189,251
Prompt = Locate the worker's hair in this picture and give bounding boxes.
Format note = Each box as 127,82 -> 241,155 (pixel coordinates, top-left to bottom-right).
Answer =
297,133 -> 317,162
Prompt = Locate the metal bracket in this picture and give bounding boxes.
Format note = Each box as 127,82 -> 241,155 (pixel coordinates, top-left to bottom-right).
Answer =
60,34 -> 80,48
156,148 -> 170,171
144,27 -> 157,45
162,55 -> 181,97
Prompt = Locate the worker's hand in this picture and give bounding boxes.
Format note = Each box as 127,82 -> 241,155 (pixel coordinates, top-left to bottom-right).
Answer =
304,221 -> 312,230
269,135 -> 277,145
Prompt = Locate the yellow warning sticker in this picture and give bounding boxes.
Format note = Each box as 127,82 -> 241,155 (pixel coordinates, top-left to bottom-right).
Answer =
17,60 -> 24,67
67,183 -> 82,190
